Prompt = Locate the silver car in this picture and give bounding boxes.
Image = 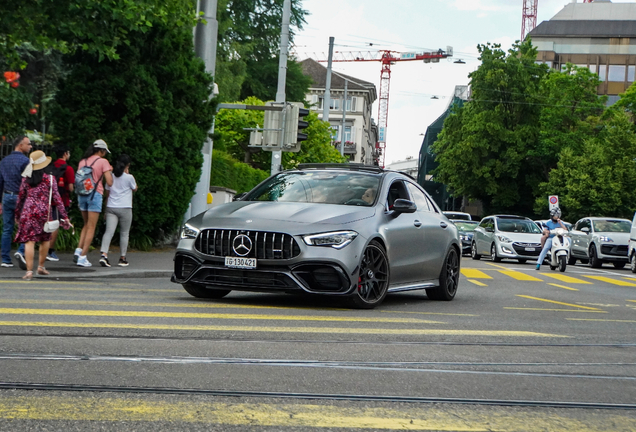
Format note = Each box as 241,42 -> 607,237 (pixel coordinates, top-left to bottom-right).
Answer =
570,217 -> 631,268
172,164 -> 461,309
471,215 -> 543,263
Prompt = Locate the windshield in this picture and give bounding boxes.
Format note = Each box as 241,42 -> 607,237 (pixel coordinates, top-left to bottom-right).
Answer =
247,171 -> 381,206
496,219 -> 542,234
592,220 -> 631,233
445,213 -> 470,220
454,221 -> 478,231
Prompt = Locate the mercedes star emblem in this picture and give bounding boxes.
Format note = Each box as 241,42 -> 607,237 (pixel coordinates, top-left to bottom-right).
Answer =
232,234 -> 253,256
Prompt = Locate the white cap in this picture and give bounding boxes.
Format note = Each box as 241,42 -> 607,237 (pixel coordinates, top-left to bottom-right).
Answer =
93,139 -> 110,153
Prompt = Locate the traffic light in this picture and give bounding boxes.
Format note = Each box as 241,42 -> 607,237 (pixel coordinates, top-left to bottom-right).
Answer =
262,101 -> 283,148
283,102 -> 310,152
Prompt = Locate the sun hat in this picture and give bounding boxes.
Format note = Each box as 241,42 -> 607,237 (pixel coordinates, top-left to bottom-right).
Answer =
21,150 -> 52,178
93,139 -> 111,153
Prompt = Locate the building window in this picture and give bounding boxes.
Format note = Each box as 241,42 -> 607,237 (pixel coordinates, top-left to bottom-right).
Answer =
608,65 -> 626,82
332,125 -> 352,143
345,97 -> 357,112
319,97 -> 340,110
598,65 -> 607,82
589,64 -> 597,74
629,66 -> 635,82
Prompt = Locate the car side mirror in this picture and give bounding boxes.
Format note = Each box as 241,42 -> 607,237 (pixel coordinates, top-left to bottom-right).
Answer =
581,227 -> 590,233
485,227 -> 494,233
233,192 -> 247,201
392,199 -> 417,214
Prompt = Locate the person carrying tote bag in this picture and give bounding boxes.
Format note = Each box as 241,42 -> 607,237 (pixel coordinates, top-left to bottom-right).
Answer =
14,150 -> 72,280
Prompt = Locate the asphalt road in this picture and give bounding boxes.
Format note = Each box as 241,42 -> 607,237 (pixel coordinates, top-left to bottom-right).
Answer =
0,256 -> 635,431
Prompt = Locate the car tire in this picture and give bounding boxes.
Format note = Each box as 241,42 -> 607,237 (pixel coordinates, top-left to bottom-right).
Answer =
471,242 -> 481,260
589,244 -> 602,268
427,247 -> 459,301
490,243 -> 501,262
518,259 -> 527,264
631,253 -> 636,274
613,262 -> 626,269
558,255 -> 567,272
348,240 -> 390,309
568,256 -> 577,266
182,283 -> 231,299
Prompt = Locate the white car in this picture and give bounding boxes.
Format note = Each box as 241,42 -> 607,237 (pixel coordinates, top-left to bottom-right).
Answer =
471,215 -> 543,263
443,211 -> 471,221
570,217 -> 631,268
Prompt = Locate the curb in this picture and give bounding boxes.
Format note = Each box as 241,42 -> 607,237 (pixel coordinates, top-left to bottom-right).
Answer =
1,270 -> 173,280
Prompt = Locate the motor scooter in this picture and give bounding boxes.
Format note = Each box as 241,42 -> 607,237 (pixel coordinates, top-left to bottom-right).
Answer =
546,228 -> 571,272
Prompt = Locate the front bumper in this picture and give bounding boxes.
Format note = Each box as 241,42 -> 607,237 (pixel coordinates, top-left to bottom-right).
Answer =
495,242 -> 542,260
598,244 -> 629,262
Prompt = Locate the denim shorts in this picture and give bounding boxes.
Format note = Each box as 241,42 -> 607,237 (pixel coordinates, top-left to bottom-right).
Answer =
78,192 -> 103,213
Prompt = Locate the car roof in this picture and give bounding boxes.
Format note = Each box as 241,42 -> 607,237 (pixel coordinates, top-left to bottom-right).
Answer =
583,217 -> 631,222
450,219 -> 478,223
296,163 -> 384,174
489,215 -> 531,220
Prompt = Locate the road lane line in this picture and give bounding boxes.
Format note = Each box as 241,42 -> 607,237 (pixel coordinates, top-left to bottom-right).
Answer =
0,299 -> 348,312
0,286 -> 175,293
547,283 -> 579,292
381,310 -> 479,317
504,308 -> 606,313
566,318 -> 636,323
498,271 -> 543,282
460,269 -> 492,279
516,295 -> 601,310
0,308 -> 443,324
467,279 -> 488,286
5,395 -> 634,429
541,274 -> 591,284
583,276 -> 636,287
0,321 -> 567,337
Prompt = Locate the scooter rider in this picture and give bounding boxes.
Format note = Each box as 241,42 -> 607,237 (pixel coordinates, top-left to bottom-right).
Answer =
536,207 -> 568,270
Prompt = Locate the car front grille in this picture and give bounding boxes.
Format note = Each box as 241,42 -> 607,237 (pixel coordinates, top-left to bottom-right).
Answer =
600,245 -> 628,256
194,229 -> 301,259
512,242 -> 542,256
191,267 -> 297,289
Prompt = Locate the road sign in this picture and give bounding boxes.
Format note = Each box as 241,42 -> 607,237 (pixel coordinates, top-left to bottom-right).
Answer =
548,195 -> 559,210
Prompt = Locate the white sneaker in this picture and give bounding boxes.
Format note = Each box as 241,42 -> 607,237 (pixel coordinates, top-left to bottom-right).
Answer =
77,255 -> 92,267
73,248 -> 82,264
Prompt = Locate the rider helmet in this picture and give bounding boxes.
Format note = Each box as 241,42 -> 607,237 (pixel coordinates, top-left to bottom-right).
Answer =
550,207 -> 561,219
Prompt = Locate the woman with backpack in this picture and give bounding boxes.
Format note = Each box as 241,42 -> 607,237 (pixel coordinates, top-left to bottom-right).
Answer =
14,150 -> 72,280
74,139 -> 113,267
99,154 -> 137,267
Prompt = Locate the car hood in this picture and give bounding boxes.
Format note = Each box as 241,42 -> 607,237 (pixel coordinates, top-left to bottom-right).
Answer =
195,201 -> 376,232
497,232 -> 543,243
595,232 -> 630,245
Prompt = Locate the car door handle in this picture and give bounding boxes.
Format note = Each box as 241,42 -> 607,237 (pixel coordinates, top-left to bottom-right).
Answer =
414,220 -> 422,228
440,222 -> 448,229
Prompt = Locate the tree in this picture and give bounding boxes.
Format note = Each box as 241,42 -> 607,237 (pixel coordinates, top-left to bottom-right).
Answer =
49,22 -> 216,245
432,40 -> 548,214
534,112 -> 636,220
215,0 -> 310,102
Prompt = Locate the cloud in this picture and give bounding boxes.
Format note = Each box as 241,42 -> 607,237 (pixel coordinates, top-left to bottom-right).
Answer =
451,0 -> 501,12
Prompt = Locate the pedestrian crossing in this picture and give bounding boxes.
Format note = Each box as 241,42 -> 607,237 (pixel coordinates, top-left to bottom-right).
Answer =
461,265 -> 636,288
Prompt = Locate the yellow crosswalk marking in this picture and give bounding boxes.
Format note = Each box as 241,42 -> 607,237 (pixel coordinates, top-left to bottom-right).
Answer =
505,307 -> 606,313
516,295 -> 601,310
584,276 -> 636,287
0,308 -> 442,324
0,321 -> 567,337
499,270 -> 543,282
567,318 -> 636,323
547,283 -> 579,291
541,273 -> 591,284
467,279 -> 488,286
460,269 -> 492,279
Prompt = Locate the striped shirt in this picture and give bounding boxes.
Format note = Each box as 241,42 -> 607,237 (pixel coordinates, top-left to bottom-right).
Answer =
0,151 -> 29,194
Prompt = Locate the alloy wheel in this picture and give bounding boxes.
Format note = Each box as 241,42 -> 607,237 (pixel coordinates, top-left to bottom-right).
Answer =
357,244 -> 389,304
444,248 -> 459,297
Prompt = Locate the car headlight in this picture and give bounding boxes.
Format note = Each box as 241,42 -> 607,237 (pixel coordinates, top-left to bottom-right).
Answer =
599,236 -> 614,242
180,223 -> 200,239
460,234 -> 471,241
303,231 -> 358,249
496,234 -> 513,243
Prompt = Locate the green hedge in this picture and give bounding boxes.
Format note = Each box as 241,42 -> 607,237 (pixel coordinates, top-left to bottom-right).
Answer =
210,150 -> 269,194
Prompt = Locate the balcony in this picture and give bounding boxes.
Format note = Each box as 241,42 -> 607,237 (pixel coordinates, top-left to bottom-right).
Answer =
332,141 -> 357,154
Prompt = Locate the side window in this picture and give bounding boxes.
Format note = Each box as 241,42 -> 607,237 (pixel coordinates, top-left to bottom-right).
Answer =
386,181 -> 409,209
406,183 -> 431,212
479,218 -> 489,228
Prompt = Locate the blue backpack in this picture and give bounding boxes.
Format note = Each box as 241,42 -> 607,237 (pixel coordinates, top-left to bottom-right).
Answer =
75,158 -> 102,196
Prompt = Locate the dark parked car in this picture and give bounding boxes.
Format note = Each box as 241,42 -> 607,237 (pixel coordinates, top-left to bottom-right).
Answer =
172,164 -> 461,308
451,220 -> 479,255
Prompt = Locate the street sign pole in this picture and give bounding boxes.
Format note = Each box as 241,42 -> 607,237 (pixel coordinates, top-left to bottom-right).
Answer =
270,0 -> 291,175
548,195 -> 559,211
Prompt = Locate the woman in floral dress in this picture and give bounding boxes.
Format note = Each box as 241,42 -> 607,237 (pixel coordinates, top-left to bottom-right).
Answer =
15,150 -> 71,280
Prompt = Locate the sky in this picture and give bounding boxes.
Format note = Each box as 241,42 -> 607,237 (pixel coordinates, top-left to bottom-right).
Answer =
293,0 -> 634,165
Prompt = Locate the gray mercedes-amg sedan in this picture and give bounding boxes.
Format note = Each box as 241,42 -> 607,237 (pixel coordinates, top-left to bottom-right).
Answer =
172,164 -> 460,308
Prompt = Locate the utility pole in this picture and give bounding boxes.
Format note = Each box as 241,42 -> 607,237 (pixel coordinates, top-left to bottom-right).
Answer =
322,37 -> 334,123
270,0 -> 291,175
189,0 -> 218,218
339,78 -> 348,156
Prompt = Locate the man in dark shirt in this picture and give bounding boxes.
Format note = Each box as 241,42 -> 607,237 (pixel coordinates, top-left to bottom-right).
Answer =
0,136 -> 31,268
48,145 -> 75,262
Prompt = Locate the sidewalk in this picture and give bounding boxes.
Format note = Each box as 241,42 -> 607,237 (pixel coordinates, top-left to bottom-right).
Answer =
0,250 -> 174,280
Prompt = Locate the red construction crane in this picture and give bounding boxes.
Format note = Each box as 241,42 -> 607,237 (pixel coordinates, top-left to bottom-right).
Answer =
308,48 -> 452,167
521,0 -> 538,41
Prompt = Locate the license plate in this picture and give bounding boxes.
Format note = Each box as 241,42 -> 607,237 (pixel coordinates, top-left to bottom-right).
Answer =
525,247 -> 535,251
225,257 -> 257,269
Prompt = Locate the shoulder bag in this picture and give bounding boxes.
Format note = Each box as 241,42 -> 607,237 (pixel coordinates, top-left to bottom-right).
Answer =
44,175 -> 60,233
